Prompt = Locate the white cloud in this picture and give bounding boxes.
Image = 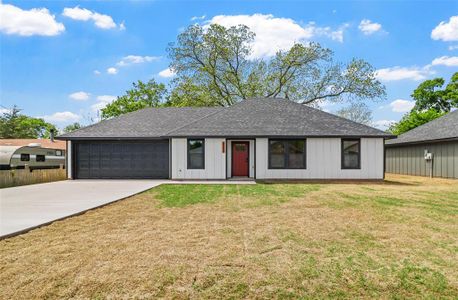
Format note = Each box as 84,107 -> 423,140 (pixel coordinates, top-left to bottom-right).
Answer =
372,119 -> 396,130
389,99 -> 415,113
191,15 -> 206,21
116,55 -> 159,67
449,45 -> 458,51
358,19 -> 383,35
206,14 -> 349,59
318,100 -> 335,112
119,21 -> 126,31
69,91 -> 90,101
94,70 -> 101,75
62,6 -> 120,30
0,3 -> 65,36
311,22 -> 350,43
0,108 -> 11,115
431,56 -> 458,67
42,111 -> 81,123
376,66 -> 433,81
158,68 -> 175,78
91,95 -> 117,112
107,67 -> 118,74
431,16 -> 458,41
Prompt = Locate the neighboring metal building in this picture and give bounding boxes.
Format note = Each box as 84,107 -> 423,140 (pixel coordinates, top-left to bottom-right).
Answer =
385,110 -> 458,179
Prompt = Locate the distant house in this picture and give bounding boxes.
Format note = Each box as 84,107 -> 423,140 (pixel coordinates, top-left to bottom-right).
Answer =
385,110 -> 458,179
57,98 -> 392,180
0,139 -> 66,170
0,139 -> 66,150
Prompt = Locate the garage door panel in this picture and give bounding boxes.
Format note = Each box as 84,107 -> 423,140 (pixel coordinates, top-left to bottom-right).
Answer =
75,140 -> 169,179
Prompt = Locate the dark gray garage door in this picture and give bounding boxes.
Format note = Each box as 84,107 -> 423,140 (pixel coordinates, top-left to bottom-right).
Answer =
75,140 -> 169,179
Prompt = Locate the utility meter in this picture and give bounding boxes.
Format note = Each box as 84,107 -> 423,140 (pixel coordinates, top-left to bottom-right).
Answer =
424,150 -> 433,161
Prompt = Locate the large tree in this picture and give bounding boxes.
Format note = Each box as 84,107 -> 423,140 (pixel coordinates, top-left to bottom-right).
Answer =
388,109 -> 445,136
63,122 -> 82,133
0,106 -> 57,138
167,24 -> 386,107
335,103 -> 373,125
389,72 -> 457,135
412,72 -> 458,112
101,79 -> 167,119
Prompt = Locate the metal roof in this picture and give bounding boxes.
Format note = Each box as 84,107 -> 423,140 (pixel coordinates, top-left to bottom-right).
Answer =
57,98 -> 393,140
386,109 -> 458,145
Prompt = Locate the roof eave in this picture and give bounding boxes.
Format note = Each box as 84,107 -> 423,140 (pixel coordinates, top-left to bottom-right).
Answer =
386,136 -> 458,146
55,136 -> 167,141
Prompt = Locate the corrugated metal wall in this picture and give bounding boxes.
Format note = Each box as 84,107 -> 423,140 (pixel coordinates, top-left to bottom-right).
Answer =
385,141 -> 458,179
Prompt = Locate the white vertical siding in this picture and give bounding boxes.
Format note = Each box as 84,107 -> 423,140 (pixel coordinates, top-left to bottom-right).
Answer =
171,138 -> 226,179
256,138 -> 384,179
226,140 -> 255,178
67,141 -> 72,179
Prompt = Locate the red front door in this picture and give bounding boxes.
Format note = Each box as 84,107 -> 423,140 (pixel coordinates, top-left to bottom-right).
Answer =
232,142 -> 249,177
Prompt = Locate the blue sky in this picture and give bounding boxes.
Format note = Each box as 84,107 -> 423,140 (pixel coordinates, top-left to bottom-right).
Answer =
1,0 -> 457,130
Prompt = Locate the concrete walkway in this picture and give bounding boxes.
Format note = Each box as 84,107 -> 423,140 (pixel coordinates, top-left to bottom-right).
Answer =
0,179 -> 255,239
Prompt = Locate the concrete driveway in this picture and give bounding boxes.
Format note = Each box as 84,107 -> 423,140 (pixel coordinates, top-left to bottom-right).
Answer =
0,180 -> 165,238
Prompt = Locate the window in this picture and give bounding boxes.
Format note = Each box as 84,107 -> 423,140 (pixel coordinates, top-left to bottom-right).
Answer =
20,154 -> 30,161
341,139 -> 360,169
187,139 -> 205,169
268,139 -> 306,169
36,155 -> 46,162
56,150 -> 62,156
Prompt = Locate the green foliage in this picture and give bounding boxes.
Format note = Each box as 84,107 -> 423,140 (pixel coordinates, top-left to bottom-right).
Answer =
63,122 -> 82,133
388,73 -> 457,135
166,24 -> 386,106
412,72 -> 458,112
100,79 -> 167,119
388,109 -> 445,135
0,106 -> 57,138
335,103 -> 373,125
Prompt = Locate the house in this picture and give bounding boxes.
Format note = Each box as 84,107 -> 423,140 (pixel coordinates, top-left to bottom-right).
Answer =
0,139 -> 66,150
385,110 -> 458,179
57,98 -> 392,180
0,139 -> 66,170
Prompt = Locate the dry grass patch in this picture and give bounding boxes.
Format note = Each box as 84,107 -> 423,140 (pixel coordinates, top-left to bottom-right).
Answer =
1,174 -> 457,299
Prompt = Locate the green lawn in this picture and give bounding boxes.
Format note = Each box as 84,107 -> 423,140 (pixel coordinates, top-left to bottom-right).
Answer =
1,174 -> 457,299
153,183 -> 321,207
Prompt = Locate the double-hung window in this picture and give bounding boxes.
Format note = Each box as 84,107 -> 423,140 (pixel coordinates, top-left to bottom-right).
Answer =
341,139 -> 361,169
187,139 -> 205,169
268,139 -> 306,169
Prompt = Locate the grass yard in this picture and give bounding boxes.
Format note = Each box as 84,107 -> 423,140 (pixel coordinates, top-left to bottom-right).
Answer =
1,174 -> 457,299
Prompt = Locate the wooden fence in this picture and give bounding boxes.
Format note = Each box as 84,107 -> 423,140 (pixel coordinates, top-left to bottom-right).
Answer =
0,166 -> 67,188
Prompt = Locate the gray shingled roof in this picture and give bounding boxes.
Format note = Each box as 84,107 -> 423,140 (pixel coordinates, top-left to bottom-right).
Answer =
58,107 -> 221,139
167,98 -> 392,137
58,98 -> 392,139
386,109 -> 458,145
